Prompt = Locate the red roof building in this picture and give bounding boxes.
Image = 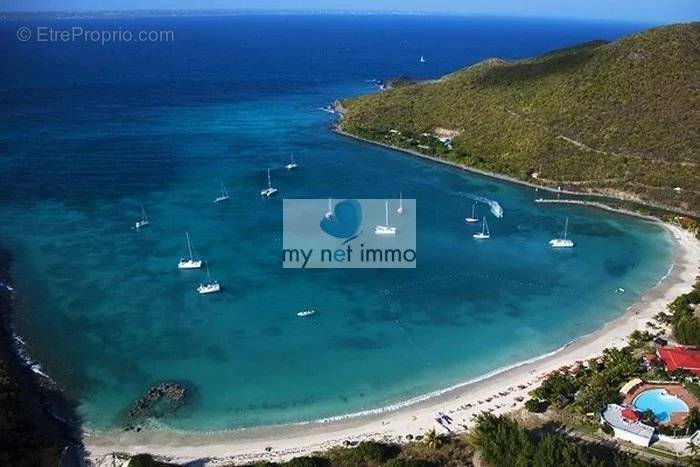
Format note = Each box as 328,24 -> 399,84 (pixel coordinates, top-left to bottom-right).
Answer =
657,346 -> 700,375
621,408 -> 640,422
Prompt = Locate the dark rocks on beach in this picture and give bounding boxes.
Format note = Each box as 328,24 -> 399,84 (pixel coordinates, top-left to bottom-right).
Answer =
128,382 -> 187,419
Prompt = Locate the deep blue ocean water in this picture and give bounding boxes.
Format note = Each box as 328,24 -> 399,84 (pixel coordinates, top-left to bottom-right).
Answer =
0,15 -> 671,431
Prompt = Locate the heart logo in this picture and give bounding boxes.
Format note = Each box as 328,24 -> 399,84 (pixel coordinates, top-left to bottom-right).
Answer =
320,199 -> 362,239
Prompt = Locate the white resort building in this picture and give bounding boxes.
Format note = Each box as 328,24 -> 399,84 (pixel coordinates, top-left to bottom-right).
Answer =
601,404 -> 655,447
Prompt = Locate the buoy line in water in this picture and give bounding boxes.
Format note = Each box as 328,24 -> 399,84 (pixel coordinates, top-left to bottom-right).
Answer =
382,288 -> 433,367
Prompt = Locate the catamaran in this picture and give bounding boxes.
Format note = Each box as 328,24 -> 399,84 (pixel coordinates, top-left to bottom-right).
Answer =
178,232 -> 203,269
375,201 -> 397,236
465,204 -> 479,223
285,155 -> 298,170
213,183 -> 229,203
325,198 -> 334,219
473,218 -> 490,239
297,309 -> 315,318
397,192 -> 404,214
260,168 -> 278,197
549,217 -> 574,248
197,262 -> 221,294
134,205 -> 149,230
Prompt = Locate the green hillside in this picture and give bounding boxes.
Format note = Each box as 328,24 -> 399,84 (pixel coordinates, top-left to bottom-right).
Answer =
339,23 -> 700,215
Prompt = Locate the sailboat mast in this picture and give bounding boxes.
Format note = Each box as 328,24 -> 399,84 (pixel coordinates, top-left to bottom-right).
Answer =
385,201 -> 389,225
564,218 -> 569,239
186,232 -> 193,260
267,169 -> 272,188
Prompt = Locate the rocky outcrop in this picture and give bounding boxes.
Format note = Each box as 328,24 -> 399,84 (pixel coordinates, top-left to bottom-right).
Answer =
129,382 -> 187,419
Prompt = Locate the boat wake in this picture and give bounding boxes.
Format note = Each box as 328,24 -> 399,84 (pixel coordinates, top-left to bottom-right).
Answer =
459,193 -> 504,218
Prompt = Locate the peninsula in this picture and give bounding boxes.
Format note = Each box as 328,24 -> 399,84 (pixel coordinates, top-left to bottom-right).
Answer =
338,23 -> 700,216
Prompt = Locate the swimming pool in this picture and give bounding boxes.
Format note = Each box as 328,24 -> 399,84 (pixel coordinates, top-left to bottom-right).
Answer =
633,389 -> 689,422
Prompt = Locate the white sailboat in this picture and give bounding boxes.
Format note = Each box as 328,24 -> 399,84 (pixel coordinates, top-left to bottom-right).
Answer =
375,201 -> 397,236
134,205 -> 149,230
260,168 -> 278,197
464,204 -> 479,223
285,155 -> 298,170
325,198 -> 334,219
473,218 -> 490,239
178,232 -> 203,269
397,192 -> 404,214
549,217 -> 575,248
213,183 -> 229,203
419,55 -> 426,63
197,262 -> 221,294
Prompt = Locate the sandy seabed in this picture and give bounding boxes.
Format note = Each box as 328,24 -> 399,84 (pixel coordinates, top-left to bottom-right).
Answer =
86,223 -> 699,466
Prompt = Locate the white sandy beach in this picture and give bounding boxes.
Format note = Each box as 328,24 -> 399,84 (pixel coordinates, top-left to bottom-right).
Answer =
86,223 -> 700,466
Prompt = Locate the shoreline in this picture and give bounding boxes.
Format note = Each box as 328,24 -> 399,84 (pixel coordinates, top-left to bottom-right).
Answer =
331,126 -> 694,220
0,247 -> 83,464
86,223 -> 700,466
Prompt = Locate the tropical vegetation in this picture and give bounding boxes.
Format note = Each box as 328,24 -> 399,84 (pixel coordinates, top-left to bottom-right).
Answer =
340,23 -> 700,215
668,279 -> 700,345
0,354 -> 64,466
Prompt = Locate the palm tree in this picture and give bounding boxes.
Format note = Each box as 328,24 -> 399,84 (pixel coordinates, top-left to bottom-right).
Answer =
686,407 -> 700,435
423,428 -> 441,450
687,438 -> 700,467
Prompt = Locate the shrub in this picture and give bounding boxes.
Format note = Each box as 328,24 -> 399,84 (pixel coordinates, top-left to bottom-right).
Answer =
525,399 -> 548,413
127,454 -> 178,467
384,459 -> 438,467
354,441 -> 400,463
282,456 -> 330,467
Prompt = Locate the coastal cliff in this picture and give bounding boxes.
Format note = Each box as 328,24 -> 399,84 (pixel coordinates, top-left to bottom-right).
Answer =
339,23 -> 700,215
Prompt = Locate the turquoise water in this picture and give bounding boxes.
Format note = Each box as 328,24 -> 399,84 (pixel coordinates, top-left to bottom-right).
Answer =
633,389 -> 689,422
0,16 -> 672,431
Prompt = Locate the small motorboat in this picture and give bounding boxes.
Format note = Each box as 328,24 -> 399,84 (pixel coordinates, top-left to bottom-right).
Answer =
297,309 -> 315,318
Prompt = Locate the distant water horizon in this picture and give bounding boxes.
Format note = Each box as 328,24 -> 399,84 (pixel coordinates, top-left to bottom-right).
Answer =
0,15 -> 673,431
